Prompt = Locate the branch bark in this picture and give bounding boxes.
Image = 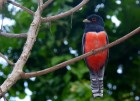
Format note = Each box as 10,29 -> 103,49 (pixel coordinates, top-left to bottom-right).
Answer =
41,0 -> 89,22
22,27 -> 140,78
0,0 -> 89,96
0,8 -> 41,95
7,0 -> 34,15
0,0 -> 7,9
0,32 -> 27,38
38,0 -> 43,6
0,53 -> 14,66
41,0 -> 53,10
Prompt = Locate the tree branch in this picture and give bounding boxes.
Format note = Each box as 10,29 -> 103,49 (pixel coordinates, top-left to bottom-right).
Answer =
0,32 -> 27,38
7,0 -> 34,15
37,0 -> 43,14
0,7 -> 41,95
41,0 -> 89,22
21,27 -> 140,79
0,0 -> 7,9
0,53 -> 15,66
41,0 -> 53,10
37,0 -> 43,5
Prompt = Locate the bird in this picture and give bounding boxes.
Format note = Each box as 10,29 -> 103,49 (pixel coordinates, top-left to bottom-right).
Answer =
82,14 -> 108,97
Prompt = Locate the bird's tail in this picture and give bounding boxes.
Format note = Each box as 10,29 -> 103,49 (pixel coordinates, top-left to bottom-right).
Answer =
90,73 -> 103,98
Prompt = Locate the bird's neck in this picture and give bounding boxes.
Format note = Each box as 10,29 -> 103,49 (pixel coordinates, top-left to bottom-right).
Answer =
84,23 -> 104,33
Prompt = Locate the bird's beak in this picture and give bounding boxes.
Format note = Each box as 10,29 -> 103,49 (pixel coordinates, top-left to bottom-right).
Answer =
83,19 -> 91,23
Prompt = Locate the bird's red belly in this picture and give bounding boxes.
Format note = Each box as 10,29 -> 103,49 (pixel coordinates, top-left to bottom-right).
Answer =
84,31 -> 108,72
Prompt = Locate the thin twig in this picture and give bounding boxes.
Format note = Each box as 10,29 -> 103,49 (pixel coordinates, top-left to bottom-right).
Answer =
0,32 -> 27,38
41,0 -> 89,22
0,53 -> 15,66
42,0 -> 53,10
7,0 -> 34,15
21,27 -> 140,78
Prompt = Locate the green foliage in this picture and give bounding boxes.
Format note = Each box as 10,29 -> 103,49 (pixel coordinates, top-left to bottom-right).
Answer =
0,0 -> 140,101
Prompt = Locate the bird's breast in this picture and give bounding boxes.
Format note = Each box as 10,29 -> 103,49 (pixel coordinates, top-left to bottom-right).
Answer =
84,31 -> 108,72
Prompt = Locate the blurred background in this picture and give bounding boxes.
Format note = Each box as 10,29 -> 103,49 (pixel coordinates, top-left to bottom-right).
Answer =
0,0 -> 140,101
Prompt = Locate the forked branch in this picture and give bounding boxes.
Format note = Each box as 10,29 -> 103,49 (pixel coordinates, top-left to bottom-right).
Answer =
0,8 -> 41,97
0,0 -> 89,96
22,27 -> 140,78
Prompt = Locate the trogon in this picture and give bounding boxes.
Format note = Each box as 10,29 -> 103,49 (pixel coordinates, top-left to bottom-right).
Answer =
82,14 -> 108,97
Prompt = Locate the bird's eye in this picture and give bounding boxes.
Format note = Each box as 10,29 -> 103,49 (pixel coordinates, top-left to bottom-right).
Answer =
92,18 -> 96,22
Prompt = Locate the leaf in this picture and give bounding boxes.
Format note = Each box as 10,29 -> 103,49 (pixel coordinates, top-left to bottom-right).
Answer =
18,93 -> 26,99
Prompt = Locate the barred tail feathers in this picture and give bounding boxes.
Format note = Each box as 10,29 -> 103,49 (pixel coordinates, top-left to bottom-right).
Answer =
90,73 -> 104,97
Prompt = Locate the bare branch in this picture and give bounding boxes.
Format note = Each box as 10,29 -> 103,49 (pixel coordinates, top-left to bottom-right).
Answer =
37,0 -> 43,13
0,53 -> 15,66
37,0 -> 43,7
41,0 -> 89,22
21,27 -> 140,78
7,0 -> 34,15
0,7 -> 41,96
38,0 -> 43,6
42,0 -> 53,10
0,32 -> 27,38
